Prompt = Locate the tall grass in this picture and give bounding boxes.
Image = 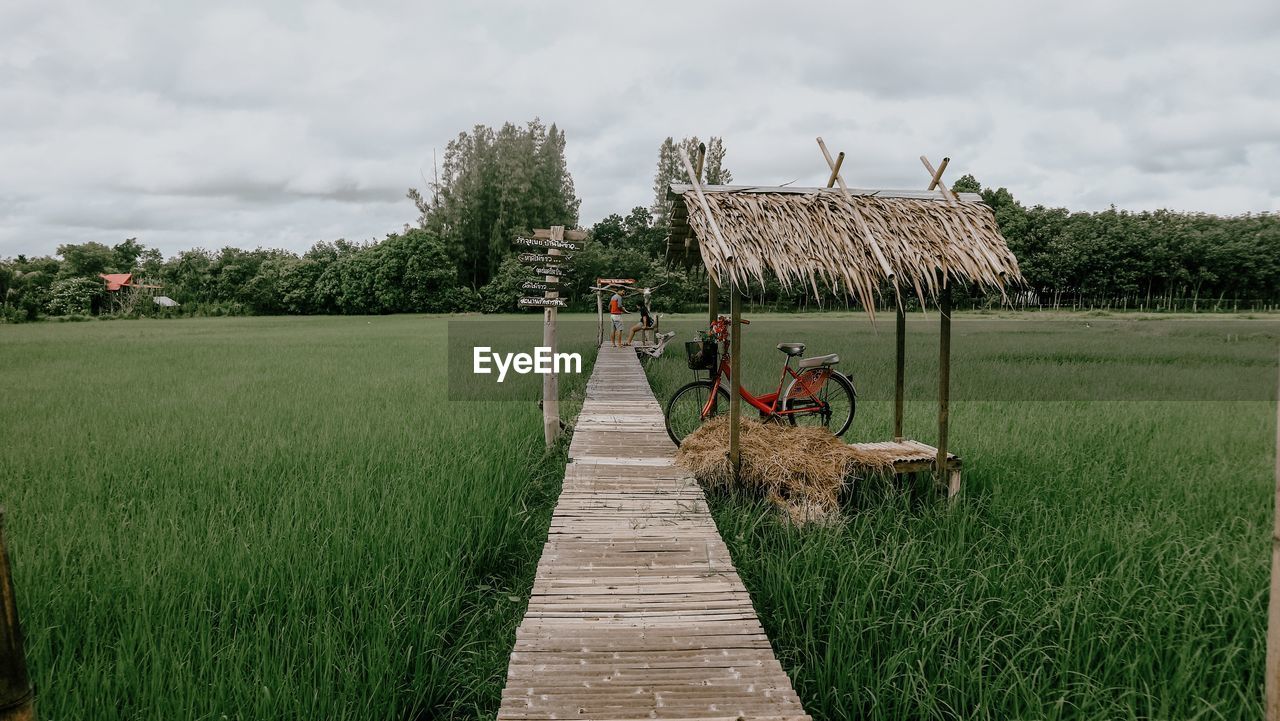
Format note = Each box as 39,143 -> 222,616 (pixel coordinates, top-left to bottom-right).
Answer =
644,312 -> 1278,719
1,315 -> 595,719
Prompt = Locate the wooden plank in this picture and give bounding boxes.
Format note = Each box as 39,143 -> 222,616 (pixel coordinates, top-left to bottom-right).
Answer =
498,344 -> 811,721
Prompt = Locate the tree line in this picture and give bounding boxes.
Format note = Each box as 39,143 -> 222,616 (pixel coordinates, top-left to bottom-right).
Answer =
3,124 -> 1278,322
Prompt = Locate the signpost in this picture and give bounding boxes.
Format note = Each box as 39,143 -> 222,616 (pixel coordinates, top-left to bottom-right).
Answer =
515,226 -> 587,449
597,278 -> 635,286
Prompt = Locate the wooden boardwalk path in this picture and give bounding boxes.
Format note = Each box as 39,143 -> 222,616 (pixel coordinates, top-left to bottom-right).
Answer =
498,345 -> 810,721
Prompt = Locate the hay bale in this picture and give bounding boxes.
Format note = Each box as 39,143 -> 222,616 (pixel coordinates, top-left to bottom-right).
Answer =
675,417 -> 899,523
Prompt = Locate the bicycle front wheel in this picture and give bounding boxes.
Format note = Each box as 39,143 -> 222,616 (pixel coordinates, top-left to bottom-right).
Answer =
665,380 -> 731,446
783,369 -> 856,437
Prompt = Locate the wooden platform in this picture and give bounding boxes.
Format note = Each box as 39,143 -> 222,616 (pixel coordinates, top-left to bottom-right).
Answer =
498,345 -> 810,721
849,439 -> 963,497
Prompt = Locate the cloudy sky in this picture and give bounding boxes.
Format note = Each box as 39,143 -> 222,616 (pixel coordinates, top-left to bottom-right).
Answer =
2,0 -> 1277,258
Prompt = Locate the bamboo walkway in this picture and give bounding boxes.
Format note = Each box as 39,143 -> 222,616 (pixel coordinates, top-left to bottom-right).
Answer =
497,345 -> 810,721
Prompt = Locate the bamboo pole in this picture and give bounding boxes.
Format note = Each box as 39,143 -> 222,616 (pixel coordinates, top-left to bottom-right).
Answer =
816,137 -> 895,281
826,151 -> 845,188
1268,352 -> 1280,721
729,286 -> 743,477
894,296 -> 906,441
677,147 -> 734,266
542,226 -> 563,447
693,143 -> 719,326
920,155 -> 956,202
925,156 -> 951,191
0,509 -> 35,721
936,282 -> 952,492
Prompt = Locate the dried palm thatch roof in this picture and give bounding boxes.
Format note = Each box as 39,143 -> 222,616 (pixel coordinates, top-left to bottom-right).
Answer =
667,184 -> 1023,310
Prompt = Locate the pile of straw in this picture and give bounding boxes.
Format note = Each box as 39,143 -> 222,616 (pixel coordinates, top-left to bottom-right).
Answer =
675,417 -> 900,524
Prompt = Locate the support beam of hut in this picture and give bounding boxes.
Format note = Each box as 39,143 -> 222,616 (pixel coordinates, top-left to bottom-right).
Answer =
728,286 -> 743,477
937,282 -> 953,496
926,156 -> 951,191
816,137 -> 895,281
826,151 -> 845,188
1268,354 -> 1280,721
919,155 -> 957,203
678,147 -> 735,268
894,296 -> 906,441
708,275 -> 720,326
693,143 -> 720,326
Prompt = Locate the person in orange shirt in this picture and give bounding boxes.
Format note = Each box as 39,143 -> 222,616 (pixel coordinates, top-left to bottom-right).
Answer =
609,288 -> 629,347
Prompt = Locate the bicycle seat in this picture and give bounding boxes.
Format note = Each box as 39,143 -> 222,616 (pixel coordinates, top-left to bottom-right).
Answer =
797,353 -> 839,369
776,342 -> 806,356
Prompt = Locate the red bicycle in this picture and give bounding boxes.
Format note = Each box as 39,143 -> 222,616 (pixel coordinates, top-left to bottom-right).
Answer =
665,316 -> 856,445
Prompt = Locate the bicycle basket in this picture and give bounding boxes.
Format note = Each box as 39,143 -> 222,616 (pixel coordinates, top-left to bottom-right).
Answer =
685,339 -> 718,370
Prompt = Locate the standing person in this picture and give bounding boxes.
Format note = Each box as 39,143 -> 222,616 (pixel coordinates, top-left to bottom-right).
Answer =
609,287 -> 629,347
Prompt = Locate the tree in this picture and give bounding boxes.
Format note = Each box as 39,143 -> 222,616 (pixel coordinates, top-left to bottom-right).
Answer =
411,119 -> 580,289
651,136 -> 733,223
56,242 -> 115,278
951,174 -> 982,194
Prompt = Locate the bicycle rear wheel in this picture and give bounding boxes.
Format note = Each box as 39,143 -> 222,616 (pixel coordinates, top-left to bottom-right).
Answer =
783,369 -> 856,436
665,380 -> 731,446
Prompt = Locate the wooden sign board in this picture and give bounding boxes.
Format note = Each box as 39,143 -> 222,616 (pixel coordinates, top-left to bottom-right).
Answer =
532,228 -> 588,242
520,280 -> 554,291
534,265 -> 567,277
518,252 -> 569,266
518,296 -> 567,308
522,288 -> 556,299
597,278 -> 636,286
514,236 -> 584,252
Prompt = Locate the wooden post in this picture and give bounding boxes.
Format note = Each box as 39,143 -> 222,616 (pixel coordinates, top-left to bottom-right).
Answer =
1268,353 -> 1280,721
937,282 -> 954,496
542,227 -> 563,447
0,509 -> 35,721
708,274 -> 719,326
595,289 -> 604,347
728,285 -> 743,477
894,296 -> 906,441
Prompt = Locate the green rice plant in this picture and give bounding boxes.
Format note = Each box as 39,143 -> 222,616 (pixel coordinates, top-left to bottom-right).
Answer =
644,312 -> 1278,720
0,314 -> 597,719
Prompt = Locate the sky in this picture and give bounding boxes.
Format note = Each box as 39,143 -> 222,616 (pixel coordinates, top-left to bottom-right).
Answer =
1,0 -> 1277,258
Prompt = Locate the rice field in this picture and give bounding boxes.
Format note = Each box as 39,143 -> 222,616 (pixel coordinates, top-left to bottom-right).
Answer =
3,311 -> 1276,720
0,315 -> 597,720
643,312 -> 1279,720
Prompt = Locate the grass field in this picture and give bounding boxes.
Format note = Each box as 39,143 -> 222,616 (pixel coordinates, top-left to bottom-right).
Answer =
3,312 -> 1277,720
643,312 -> 1279,720
1,315 -> 596,719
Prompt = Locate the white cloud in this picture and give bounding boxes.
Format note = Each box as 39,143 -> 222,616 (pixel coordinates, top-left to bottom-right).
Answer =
0,0 -> 1277,257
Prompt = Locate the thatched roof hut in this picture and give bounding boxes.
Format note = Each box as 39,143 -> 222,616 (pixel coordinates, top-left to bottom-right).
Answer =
662,142 -> 1024,499
666,184 -> 1024,309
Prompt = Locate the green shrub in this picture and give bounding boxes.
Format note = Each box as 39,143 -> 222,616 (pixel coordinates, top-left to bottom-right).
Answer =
46,277 -> 103,316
